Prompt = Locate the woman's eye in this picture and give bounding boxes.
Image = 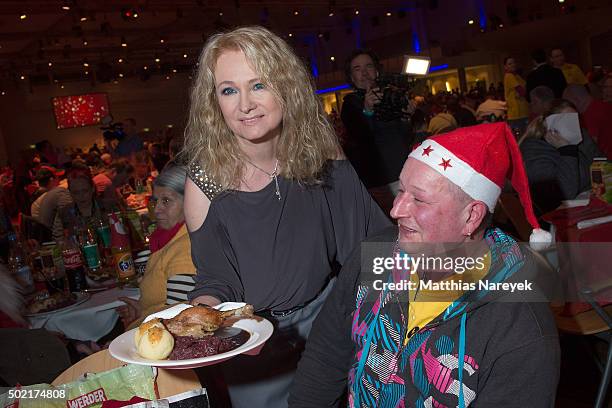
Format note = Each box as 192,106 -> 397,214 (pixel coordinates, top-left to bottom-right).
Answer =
221,87 -> 237,95
414,197 -> 425,204
253,83 -> 265,91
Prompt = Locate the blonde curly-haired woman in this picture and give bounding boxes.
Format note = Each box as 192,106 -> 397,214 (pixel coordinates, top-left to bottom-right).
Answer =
182,26 -> 390,407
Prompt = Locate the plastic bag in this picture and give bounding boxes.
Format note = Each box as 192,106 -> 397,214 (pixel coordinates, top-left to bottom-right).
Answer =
0,364 -> 157,408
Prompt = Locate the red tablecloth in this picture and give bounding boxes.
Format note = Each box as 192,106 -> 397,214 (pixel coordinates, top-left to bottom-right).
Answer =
542,197 -> 612,316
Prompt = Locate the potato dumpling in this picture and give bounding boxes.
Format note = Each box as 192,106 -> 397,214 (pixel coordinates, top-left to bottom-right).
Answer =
136,325 -> 174,360
134,318 -> 164,347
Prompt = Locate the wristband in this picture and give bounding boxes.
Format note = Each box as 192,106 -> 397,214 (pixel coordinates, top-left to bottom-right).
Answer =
362,108 -> 374,117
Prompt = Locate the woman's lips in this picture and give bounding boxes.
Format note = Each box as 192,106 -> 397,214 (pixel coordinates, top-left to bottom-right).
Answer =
240,115 -> 264,125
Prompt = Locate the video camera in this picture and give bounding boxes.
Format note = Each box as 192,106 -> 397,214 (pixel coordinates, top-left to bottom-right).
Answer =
100,115 -> 126,141
356,73 -> 417,122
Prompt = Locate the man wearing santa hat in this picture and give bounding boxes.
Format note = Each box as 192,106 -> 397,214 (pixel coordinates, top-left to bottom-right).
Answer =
290,123 -> 560,407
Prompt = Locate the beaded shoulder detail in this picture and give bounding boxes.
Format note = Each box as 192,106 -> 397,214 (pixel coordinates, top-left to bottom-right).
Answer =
188,162 -> 223,201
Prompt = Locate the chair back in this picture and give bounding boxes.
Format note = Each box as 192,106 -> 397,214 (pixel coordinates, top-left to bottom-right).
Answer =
19,214 -> 52,243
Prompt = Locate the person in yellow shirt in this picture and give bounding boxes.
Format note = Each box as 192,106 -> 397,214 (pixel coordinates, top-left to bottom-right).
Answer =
116,164 -> 196,330
503,57 -> 529,134
550,48 -> 587,85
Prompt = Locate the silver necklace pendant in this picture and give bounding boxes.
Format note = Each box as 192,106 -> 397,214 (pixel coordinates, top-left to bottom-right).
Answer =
273,173 -> 281,201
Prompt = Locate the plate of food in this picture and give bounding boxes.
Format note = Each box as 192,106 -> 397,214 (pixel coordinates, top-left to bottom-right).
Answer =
109,302 -> 274,369
25,291 -> 91,317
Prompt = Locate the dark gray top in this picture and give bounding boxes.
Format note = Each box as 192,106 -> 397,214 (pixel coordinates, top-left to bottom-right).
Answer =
187,160 -> 391,312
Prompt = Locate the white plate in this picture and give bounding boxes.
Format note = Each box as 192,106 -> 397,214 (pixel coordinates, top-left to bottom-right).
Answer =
109,302 -> 274,369
25,292 -> 91,318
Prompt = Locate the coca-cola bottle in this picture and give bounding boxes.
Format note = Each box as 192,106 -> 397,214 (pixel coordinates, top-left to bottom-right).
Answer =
61,229 -> 88,292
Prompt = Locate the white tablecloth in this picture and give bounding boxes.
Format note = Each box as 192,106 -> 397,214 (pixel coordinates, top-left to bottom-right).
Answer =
28,287 -> 140,342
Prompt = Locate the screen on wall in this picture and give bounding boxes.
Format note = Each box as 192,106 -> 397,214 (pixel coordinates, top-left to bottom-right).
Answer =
52,93 -> 110,129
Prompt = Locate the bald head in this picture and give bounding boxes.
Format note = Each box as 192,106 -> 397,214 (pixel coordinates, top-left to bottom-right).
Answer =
562,85 -> 592,113
530,86 -> 555,116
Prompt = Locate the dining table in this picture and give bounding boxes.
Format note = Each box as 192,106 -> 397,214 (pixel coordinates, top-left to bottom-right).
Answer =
542,194 -> 612,315
27,286 -> 140,342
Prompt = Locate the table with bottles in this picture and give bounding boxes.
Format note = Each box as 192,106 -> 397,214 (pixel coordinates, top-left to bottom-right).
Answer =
9,212 -> 151,340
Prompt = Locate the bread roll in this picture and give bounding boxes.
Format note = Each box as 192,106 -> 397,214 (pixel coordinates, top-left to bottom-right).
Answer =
134,318 -> 164,346
137,325 -> 174,360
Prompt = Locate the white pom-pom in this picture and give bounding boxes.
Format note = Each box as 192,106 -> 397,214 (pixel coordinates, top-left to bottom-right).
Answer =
529,228 -> 553,251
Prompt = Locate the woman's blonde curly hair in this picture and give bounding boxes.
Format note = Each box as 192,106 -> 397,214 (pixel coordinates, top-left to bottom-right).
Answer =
182,26 -> 340,189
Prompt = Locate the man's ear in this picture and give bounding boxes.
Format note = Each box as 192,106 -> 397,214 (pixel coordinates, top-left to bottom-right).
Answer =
463,201 -> 488,235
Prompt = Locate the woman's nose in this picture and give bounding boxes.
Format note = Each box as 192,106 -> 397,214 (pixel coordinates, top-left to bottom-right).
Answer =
239,92 -> 256,113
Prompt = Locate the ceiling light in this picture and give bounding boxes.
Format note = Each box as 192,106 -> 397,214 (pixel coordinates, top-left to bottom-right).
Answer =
62,5 -> 70,11
288,33 -> 293,37
172,68 -> 177,73
48,61 -> 53,67
154,57 -> 160,63
160,39 -> 165,44
20,75 -> 25,80
219,12 -> 223,16
293,10 -> 299,15
119,73 -> 124,77
121,36 -> 127,47
60,85 -> 65,88
118,58 -> 123,63
330,56 -> 335,61
165,75 -> 170,80
183,53 -> 187,58
83,61 -> 89,67
468,19 -> 474,25
20,13 -> 27,20
133,12 -> 138,18
355,10 -> 359,15
1,91 -> 5,96
329,12 -> 334,17
386,12 -> 392,16
85,71 -> 89,75
83,39 -> 88,46
143,65 -> 148,70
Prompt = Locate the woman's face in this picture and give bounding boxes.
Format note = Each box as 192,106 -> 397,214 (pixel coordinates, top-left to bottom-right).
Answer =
152,186 -> 184,230
505,58 -> 517,73
68,178 -> 94,208
214,49 -> 283,146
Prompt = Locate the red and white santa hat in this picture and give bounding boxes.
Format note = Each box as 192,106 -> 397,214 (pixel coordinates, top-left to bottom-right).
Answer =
408,122 -> 552,250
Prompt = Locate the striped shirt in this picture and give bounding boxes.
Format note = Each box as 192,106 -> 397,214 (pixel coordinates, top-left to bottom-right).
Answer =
166,274 -> 196,305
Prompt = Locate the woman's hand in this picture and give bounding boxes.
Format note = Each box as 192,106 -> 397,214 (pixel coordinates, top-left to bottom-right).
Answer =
116,297 -> 142,328
545,129 -> 570,148
190,295 -> 221,307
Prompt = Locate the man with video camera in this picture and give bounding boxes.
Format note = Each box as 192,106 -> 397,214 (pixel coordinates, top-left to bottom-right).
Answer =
341,49 -> 413,211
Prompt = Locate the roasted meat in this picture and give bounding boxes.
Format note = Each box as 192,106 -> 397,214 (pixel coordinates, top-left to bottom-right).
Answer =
164,304 -> 254,338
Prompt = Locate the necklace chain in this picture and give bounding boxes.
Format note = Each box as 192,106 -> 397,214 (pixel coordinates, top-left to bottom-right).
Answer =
244,158 -> 282,201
